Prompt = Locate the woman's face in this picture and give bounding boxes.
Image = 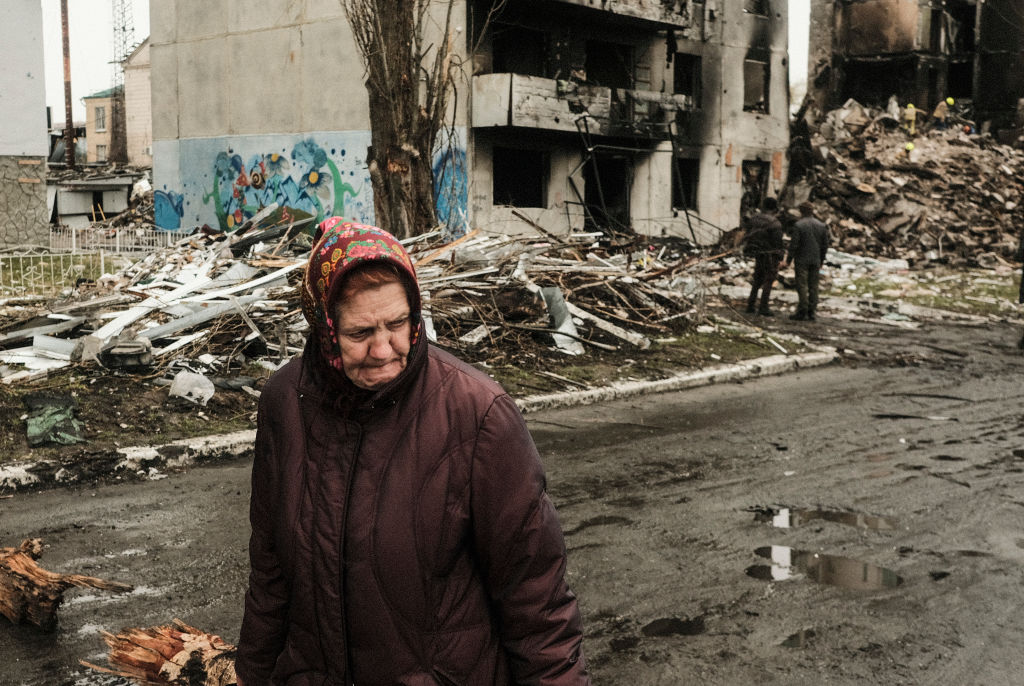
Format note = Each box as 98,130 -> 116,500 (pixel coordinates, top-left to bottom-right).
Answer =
333,282 -> 411,390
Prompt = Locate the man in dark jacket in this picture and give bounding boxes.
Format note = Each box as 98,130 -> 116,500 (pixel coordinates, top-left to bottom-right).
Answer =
743,196 -> 785,316
784,202 -> 830,321
236,219 -> 591,686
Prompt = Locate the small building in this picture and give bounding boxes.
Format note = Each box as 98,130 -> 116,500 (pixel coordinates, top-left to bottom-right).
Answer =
123,37 -> 153,167
151,1 -> 790,241
0,0 -> 48,247
82,86 -> 121,164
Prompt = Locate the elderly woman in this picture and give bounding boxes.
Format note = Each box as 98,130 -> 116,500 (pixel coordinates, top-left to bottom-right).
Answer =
236,219 -> 590,686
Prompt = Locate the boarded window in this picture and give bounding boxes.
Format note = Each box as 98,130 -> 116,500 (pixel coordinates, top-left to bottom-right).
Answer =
672,158 -> 700,212
743,55 -> 770,113
95,106 -> 107,132
673,53 -> 702,108
492,25 -> 547,77
493,146 -> 547,208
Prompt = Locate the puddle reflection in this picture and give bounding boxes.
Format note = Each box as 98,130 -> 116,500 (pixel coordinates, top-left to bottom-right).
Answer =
746,545 -> 903,590
752,506 -> 897,531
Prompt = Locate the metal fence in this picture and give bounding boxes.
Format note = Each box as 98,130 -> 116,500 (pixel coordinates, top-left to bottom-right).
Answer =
0,227 -> 187,297
49,225 -> 187,254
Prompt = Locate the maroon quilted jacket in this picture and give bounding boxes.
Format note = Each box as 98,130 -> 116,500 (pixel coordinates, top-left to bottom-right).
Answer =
237,221 -> 589,686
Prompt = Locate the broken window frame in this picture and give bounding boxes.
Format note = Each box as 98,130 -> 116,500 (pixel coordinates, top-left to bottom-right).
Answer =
492,145 -> 549,209
671,157 -> 700,213
673,52 -> 703,109
491,22 -> 548,78
742,55 -> 770,113
95,144 -> 108,162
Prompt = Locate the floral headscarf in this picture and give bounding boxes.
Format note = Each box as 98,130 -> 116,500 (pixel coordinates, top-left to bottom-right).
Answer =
301,218 -> 422,374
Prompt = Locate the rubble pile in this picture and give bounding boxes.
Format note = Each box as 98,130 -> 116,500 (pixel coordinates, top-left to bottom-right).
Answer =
0,217 -> 710,392
791,97 -> 1024,267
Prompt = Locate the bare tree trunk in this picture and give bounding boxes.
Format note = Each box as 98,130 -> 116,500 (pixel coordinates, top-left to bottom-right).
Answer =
0,538 -> 132,631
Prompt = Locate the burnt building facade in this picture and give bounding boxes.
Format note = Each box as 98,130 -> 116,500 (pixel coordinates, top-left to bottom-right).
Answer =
469,0 -> 791,243
151,0 -> 789,242
810,0 -> 1024,138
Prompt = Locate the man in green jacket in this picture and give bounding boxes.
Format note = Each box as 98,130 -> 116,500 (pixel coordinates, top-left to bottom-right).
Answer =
784,202 -> 830,321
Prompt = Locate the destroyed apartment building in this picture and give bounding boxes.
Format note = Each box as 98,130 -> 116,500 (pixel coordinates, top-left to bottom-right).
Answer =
150,0 -> 789,243
808,0 -> 1024,142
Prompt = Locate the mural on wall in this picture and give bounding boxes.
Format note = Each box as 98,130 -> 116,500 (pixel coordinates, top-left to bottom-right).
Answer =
156,130 -> 469,236
433,144 -> 468,236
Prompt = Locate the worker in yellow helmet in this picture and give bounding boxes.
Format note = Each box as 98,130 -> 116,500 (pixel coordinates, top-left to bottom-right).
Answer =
932,97 -> 953,130
903,103 -> 916,135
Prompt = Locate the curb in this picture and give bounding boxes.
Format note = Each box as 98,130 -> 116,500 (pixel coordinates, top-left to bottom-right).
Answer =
516,349 -> 838,413
0,349 -> 839,493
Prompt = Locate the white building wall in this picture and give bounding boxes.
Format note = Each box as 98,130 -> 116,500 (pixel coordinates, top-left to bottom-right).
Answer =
124,40 -> 153,166
0,0 -> 48,247
150,0 -> 470,232
1,0 -> 48,156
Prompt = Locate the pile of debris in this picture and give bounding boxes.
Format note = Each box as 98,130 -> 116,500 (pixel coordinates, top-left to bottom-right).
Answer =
789,96 -> 1024,268
0,209 -> 712,393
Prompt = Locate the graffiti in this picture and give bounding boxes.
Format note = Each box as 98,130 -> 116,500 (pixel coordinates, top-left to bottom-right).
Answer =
156,130 -> 469,233
433,144 -> 468,236
194,139 -> 362,232
154,190 -> 184,230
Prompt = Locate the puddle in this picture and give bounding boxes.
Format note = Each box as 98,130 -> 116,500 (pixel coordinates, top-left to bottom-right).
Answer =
782,628 -> 816,648
746,546 -> 903,590
641,615 -> 706,637
750,506 -> 897,531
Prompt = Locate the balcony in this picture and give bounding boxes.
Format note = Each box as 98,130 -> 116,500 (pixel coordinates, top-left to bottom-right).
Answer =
472,73 -> 698,139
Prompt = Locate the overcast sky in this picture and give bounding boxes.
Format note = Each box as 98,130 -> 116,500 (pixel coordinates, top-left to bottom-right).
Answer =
41,0 -> 810,123
41,0 -> 150,123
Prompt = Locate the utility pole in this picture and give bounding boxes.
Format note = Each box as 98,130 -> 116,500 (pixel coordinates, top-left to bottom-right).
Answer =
108,0 -> 134,164
61,0 -> 74,168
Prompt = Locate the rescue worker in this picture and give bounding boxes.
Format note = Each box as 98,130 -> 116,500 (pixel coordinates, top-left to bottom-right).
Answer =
903,103 -> 917,135
932,97 -> 953,130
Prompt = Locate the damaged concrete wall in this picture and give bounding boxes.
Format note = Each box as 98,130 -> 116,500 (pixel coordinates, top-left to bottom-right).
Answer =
975,0 -> 1024,132
0,0 -> 49,248
662,0 -> 789,238
837,0 -> 922,55
150,0 -> 471,233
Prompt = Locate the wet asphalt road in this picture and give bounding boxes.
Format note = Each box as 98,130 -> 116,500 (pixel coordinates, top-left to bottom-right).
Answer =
1,314 -> 1023,685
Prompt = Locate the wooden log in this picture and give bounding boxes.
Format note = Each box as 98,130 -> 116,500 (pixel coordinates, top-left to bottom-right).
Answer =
81,619 -> 238,685
0,538 -> 133,631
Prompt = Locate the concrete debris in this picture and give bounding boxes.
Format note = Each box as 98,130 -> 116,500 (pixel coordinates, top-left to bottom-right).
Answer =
787,96 -> 1024,268
0,218 -> 712,393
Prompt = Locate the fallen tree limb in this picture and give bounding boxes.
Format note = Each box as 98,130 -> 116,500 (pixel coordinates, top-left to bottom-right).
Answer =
0,538 -> 133,631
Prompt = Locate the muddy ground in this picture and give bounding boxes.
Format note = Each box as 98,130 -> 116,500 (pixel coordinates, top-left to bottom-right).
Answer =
1,295 -> 1023,684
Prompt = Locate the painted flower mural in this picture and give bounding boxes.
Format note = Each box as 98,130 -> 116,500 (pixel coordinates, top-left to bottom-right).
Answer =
198,141 -> 362,232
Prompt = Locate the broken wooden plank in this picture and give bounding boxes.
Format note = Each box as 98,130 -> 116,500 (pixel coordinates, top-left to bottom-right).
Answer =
565,301 -> 651,349
1,538 -> 132,631
82,619 -> 237,685
0,316 -> 86,346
